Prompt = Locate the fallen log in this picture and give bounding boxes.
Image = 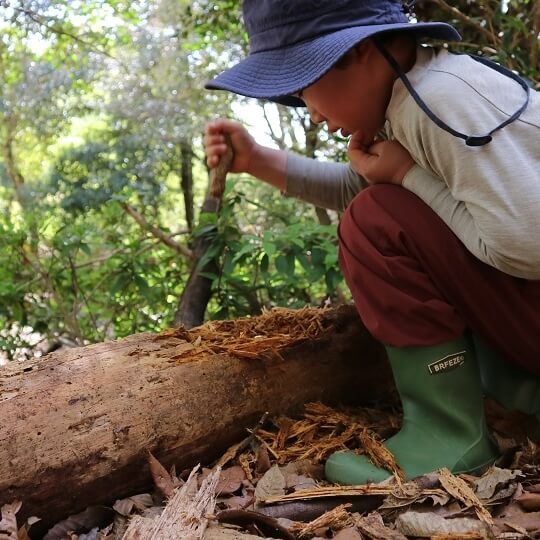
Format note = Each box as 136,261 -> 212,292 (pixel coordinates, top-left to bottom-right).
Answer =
0,306 -> 392,531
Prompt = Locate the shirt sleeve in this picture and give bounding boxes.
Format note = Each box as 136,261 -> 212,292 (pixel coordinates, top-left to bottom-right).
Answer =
403,165 -> 494,263
285,152 -> 368,212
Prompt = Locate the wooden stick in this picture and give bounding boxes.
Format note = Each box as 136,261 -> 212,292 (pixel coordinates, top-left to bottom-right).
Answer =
210,134 -> 234,199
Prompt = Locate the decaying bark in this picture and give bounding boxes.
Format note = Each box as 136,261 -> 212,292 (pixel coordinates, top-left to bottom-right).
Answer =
0,306 -> 391,530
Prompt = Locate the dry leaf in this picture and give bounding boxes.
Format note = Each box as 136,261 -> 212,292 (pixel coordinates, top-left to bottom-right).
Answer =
495,500 -> 540,533
216,510 -> 295,540
217,466 -> 246,496
203,523 -> 268,539
281,461 -> 318,491
113,494 -> 154,517
354,512 -> 407,540
431,534 -> 485,539
255,445 -> 272,474
254,465 -> 286,502
43,506 -> 115,540
516,491 -> 540,512
147,451 -> 175,499
474,467 -> 523,500
333,527 -> 363,540
396,511 -> 490,538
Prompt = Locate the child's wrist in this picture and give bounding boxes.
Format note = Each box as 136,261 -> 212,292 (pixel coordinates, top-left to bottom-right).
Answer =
393,158 -> 416,185
246,143 -> 266,176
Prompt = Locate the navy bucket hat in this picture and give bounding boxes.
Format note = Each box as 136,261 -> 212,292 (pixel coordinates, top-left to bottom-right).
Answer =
206,0 -> 461,106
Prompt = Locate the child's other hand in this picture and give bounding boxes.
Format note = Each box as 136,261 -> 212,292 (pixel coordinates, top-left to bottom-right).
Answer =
204,119 -> 259,174
347,134 -> 415,185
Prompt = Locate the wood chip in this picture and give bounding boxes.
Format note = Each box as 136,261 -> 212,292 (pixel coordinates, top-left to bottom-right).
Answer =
438,468 -> 494,526
289,504 -> 353,538
358,429 -> 404,481
260,483 -> 444,505
158,307 -> 335,362
122,466 -> 220,540
0,501 -> 21,540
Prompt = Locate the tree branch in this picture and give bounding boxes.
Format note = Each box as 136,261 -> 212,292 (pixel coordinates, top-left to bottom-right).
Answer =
12,5 -> 122,65
121,203 -> 194,260
427,0 -> 501,47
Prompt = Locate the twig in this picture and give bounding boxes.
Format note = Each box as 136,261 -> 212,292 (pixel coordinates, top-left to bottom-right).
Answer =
428,0 -> 501,47
216,412 -> 270,468
121,202 -> 194,260
13,6 -> 118,62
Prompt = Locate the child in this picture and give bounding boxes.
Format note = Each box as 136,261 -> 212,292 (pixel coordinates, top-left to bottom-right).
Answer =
204,0 -> 540,484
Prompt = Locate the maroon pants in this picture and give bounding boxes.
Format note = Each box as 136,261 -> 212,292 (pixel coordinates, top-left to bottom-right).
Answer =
338,185 -> 540,375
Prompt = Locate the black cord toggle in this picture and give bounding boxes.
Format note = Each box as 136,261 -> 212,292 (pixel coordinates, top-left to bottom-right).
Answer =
465,135 -> 493,147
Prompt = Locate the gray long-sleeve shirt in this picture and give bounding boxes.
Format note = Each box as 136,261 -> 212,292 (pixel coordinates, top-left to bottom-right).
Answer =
285,46 -> 540,279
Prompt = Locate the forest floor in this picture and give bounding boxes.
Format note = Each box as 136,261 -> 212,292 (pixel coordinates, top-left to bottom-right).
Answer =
2,310 -> 540,539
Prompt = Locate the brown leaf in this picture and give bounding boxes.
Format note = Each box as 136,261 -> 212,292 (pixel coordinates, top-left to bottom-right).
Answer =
431,534 -> 485,539
216,510 -> 295,540
333,527 -> 364,540
516,491 -> 540,512
396,511 -> 490,538
474,466 -> 523,500
254,465 -> 286,502
217,493 -> 254,511
204,523 -> 268,539
355,512 -> 407,540
217,466 -> 247,496
496,512 -> 540,533
43,506 -> 114,540
255,444 -> 272,474
147,451 -> 175,499
281,462 -> 318,492
112,494 -> 154,516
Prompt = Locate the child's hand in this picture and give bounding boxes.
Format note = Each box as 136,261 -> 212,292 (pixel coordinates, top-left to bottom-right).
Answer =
347,134 -> 415,185
204,119 -> 259,174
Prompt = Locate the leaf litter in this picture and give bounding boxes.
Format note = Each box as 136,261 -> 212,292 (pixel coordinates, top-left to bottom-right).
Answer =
6,307 -> 540,539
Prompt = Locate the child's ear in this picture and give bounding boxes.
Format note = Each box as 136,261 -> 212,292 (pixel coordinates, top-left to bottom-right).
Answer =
353,39 -> 376,64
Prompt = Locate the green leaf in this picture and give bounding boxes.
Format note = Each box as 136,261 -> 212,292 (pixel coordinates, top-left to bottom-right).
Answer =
260,254 -> 269,274
133,275 -> 151,299
109,273 -> 131,295
262,233 -> 277,257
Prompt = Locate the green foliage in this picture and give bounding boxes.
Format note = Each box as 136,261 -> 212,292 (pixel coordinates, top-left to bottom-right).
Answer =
200,180 -> 344,320
0,0 -> 537,360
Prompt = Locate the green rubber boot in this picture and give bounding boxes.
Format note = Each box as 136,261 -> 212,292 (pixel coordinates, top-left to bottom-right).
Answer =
474,336 -> 540,430
325,335 -> 499,484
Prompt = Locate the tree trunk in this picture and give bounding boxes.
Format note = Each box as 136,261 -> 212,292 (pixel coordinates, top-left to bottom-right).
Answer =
180,140 -> 195,232
0,307 -> 391,532
173,196 -> 221,328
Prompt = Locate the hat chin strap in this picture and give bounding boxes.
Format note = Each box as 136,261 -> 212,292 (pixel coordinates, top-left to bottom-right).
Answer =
373,38 -> 531,147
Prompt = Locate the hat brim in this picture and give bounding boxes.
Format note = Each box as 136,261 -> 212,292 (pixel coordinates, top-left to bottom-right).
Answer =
206,23 -> 460,106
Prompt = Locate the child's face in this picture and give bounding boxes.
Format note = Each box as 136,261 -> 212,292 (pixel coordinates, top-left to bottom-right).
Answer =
297,40 -> 395,147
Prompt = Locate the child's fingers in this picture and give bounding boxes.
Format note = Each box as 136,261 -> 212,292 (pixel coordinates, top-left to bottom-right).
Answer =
205,143 -> 228,167
204,133 -> 225,147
